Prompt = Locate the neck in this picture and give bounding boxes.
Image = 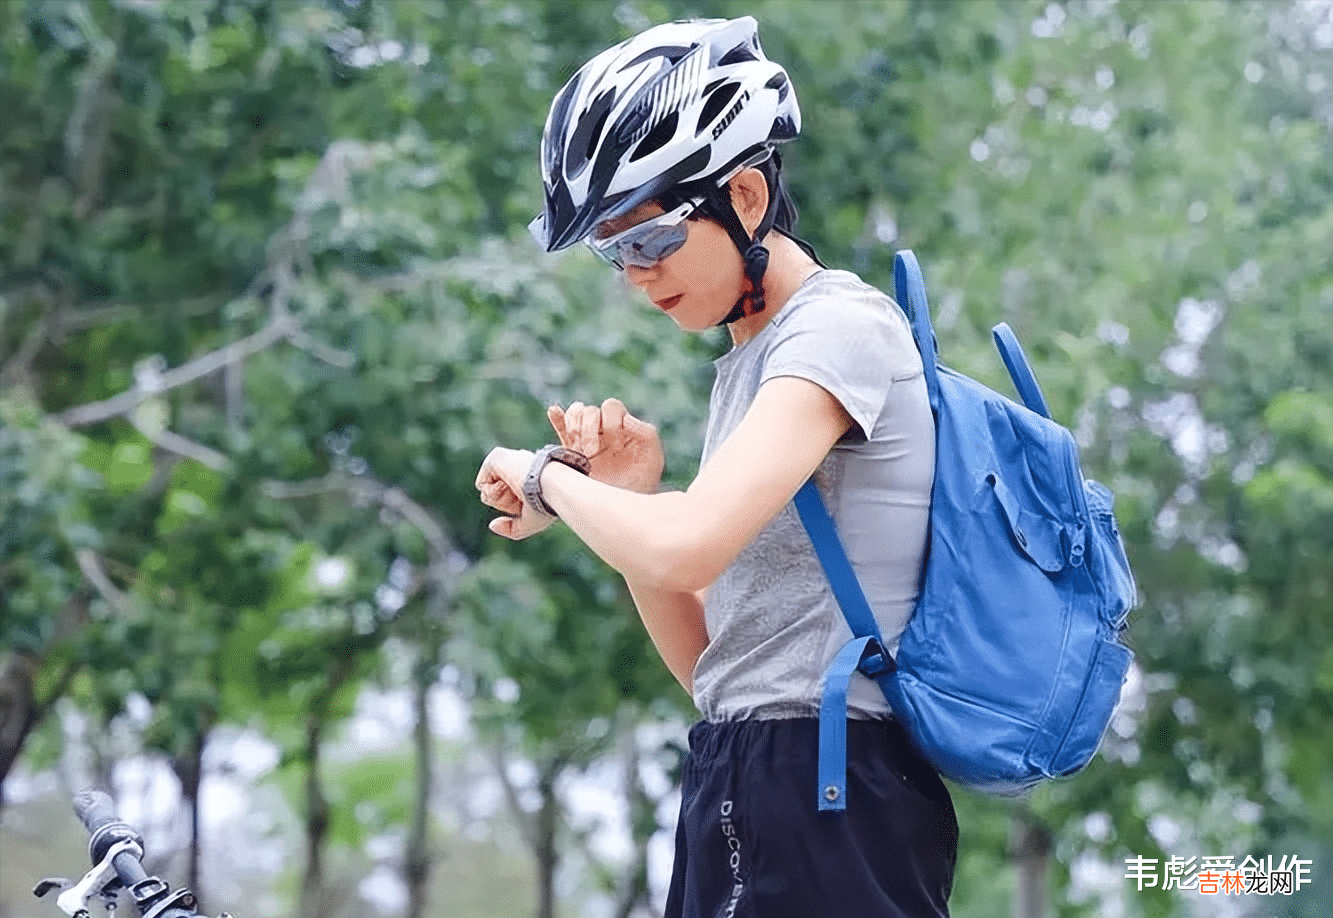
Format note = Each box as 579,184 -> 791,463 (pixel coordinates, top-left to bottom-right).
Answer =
728,232 -> 822,346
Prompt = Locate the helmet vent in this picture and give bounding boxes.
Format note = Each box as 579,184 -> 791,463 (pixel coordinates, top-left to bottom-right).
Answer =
566,87 -> 617,177
697,83 -> 740,136
717,44 -> 759,66
630,111 -> 679,162
623,45 -> 691,69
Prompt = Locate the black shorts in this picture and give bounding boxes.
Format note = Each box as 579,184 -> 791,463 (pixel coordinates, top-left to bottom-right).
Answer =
664,718 -> 957,918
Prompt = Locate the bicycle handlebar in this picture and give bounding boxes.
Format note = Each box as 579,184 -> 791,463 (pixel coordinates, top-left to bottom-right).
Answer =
73,789 -> 152,891
73,789 -> 119,833
32,789 -> 233,918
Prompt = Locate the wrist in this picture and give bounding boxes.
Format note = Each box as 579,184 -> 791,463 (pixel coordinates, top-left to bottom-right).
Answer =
523,445 -> 591,516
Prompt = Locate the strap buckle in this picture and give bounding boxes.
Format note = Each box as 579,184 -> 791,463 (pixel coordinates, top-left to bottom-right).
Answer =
858,648 -> 896,680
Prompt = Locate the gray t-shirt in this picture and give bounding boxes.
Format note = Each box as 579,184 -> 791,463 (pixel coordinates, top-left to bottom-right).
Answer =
692,269 -> 935,722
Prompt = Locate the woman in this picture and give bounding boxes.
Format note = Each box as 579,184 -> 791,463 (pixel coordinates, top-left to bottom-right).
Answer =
476,17 -> 957,917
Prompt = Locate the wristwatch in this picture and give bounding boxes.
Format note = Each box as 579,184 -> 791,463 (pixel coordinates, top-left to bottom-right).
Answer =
522,445 -> 591,516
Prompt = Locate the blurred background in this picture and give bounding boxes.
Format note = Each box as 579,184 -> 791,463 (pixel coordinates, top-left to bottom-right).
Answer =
1,0 -> 1330,916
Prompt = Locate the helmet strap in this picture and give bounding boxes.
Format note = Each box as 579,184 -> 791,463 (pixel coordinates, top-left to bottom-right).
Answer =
706,185 -> 780,327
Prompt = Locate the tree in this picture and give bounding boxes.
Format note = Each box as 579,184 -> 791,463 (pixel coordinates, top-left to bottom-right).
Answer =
4,2 -> 1331,915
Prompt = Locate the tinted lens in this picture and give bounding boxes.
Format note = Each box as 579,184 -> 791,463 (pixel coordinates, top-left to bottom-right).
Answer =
586,200 -> 697,270
616,223 -> 689,268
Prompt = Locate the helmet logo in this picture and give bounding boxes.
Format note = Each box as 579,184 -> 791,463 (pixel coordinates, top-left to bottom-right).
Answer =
711,89 -> 751,140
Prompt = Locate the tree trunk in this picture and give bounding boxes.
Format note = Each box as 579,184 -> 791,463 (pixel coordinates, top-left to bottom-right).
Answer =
492,744 -> 567,918
404,654 -> 437,918
612,722 -> 655,918
170,729 -> 207,904
0,654 -> 39,795
0,598 -> 87,792
1010,813 -> 1051,918
535,762 -> 560,918
298,717 -> 331,918
296,654 -> 355,918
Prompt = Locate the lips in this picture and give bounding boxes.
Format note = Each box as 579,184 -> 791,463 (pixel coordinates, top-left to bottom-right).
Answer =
654,294 -> 683,311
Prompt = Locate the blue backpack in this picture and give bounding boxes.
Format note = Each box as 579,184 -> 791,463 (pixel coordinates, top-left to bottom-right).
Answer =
796,250 -> 1137,808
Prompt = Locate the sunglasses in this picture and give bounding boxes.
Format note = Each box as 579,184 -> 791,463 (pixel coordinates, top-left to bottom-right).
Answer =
584,198 -> 703,270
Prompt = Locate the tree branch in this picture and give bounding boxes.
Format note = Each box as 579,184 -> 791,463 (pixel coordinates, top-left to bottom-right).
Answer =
491,742 -> 540,852
287,326 -> 356,368
133,419 -> 233,472
49,137 -> 375,430
56,313 -> 297,427
0,285 -> 56,389
261,473 -> 461,584
74,549 -> 137,618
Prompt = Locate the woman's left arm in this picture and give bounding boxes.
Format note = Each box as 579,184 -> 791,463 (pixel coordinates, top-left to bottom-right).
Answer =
478,376 -> 853,592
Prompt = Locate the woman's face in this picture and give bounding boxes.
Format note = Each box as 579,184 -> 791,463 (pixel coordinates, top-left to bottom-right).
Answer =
598,202 -> 747,332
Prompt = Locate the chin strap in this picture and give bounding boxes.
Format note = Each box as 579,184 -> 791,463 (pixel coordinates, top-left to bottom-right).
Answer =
719,240 -> 771,325
705,170 -> 827,327
709,192 -> 777,327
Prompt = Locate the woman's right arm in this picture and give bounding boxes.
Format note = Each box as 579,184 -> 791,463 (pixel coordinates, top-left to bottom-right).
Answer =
624,580 -> 709,696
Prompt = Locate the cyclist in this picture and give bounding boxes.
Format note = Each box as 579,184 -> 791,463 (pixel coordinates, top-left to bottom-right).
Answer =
476,16 -> 957,917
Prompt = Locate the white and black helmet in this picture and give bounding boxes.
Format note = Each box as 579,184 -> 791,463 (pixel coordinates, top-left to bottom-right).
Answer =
530,16 -> 801,253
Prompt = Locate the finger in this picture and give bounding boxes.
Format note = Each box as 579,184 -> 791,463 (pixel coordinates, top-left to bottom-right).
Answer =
548,405 -> 571,447
565,402 -> 587,453
488,516 -> 517,539
501,492 -> 523,515
475,447 -> 513,491
623,411 -> 658,437
490,509 -> 549,540
600,398 -> 627,435
476,447 -> 530,495
484,481 -> 523,514
579,402 -> 602,456
475,463 -> 496,491
478,482 -> 499,509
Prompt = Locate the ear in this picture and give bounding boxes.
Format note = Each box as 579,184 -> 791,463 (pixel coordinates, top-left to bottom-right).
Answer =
727,168 -> 770,237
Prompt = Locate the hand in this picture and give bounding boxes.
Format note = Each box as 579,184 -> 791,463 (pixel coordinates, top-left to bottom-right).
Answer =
475,447 -> 556,540
548,398 -> 665,494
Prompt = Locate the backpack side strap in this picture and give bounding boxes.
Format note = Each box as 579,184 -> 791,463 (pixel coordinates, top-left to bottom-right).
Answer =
992,322 -> 1052,420
817,634 -> 894,811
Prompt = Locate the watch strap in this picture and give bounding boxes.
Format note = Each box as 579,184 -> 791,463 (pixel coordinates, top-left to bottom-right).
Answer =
522,445 -> 591,516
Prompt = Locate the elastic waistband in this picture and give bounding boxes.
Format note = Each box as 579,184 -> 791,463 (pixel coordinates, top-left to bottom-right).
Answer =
687,716 -> 905,766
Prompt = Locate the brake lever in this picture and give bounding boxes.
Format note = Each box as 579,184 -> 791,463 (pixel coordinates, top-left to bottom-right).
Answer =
34,838 -> 142,917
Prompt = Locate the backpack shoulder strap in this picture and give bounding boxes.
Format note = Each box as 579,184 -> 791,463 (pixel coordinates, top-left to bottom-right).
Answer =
793,480 -> 883,643
794,479 -> 896,812
893,250 -> 941,413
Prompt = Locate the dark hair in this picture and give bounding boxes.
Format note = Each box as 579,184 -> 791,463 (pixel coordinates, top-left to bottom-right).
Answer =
655,149 -> 823,271
657,150 -> 799,233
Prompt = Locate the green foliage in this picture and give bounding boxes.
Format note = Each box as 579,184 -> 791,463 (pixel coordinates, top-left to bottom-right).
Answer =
0,396 -> 98,652
3,0 -> 1332,915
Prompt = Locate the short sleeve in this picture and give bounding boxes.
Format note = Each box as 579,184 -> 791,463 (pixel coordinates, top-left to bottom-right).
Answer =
760,281 -> 923,439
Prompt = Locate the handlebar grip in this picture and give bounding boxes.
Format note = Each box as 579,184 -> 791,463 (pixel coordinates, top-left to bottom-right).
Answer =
73,789 -> 121,837
70,789 -> 204,916
73,789 -> 148,888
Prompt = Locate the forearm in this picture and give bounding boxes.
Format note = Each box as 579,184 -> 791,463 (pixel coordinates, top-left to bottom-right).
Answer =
540,463 -> 715,590
624,580 -> 710,696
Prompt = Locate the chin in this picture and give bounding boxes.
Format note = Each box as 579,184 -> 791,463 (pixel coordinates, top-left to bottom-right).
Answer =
671,312 -> 717,333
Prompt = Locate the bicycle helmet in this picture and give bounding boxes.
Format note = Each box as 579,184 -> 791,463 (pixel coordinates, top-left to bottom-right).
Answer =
530,17 -> 805,320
